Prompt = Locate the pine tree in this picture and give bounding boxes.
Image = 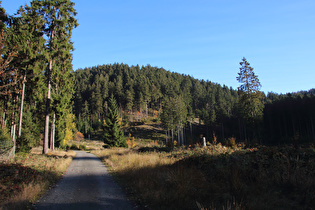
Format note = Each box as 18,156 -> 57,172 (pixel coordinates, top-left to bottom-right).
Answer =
0,7 -> 19,97
12,4 -> 46,147
236,57 -> 264,142
24,0 -> 78,154
103,95 -> 126,147
160,96 -> 187,144
236,57 -> 264,123
0,5 -> 20,157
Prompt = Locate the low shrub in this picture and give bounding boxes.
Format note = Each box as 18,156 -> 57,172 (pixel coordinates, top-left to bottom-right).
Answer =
70,143 -> 78,150
75,132 -> 84,141
225,137 -> 236,148
78,144 -> 87,150
16,136 -> 31,153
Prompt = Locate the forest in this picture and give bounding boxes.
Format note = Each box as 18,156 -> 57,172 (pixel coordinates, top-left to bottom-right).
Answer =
73,62 -> 315,146
1,1 -> 315,209
0,0 -> 77,156
0,0 -> 315,155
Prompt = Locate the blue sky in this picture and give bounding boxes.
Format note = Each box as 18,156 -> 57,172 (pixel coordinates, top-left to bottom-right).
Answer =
3,0 -> 315,94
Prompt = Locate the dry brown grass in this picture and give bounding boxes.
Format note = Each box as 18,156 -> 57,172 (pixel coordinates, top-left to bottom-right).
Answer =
0,147 -> 75,210
93,148 -> 175,171
68,139 -> 104,150
92,144 -> 315,210
92,147 -> 210,209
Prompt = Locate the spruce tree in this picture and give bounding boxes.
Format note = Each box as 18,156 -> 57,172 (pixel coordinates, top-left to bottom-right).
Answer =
236,57 -> 264,142
103,95 -> 126,147
236,57 -> 264,122
11,5 -> 46,146
160,96 -> 187,144
23,0 -> 78,154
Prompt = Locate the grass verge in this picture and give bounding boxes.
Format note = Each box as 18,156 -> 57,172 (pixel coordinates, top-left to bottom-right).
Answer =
0,148 -> 75,210
92,144 -> 315,210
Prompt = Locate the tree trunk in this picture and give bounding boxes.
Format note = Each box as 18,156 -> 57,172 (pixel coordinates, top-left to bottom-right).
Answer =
221,123 -> 225,141
244,125 -> 247,143
84,118 -> 87,135
43,59 -> 52,154
190,121 -> 192,139
182,126 -> 185,145
11,124 -> 16,159
145,101 -> 148,118
177,127 -> 180,145
11,100 -> 16,158
50,111 -> 55,151
2,110 -> 6,129
311,117 -> 315,140
18,75 -> 26,137
238,118 -> 242,141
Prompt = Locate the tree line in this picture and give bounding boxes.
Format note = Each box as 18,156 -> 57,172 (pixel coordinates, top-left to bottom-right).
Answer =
73,63 -> 240,142
265,90 -> 315,144
0,0 -> 77,155
72,60 -> 315,145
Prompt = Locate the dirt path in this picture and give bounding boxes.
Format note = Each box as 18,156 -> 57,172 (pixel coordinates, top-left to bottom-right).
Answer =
35,151 -> 134,210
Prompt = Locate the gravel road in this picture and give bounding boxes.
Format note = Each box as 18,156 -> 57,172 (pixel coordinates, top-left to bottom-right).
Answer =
35,151 -> 134,210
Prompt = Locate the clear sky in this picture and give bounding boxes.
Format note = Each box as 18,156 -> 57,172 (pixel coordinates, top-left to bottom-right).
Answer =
3,0 -> 315,94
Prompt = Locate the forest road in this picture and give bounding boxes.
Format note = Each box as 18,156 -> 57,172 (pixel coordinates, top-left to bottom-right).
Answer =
35,150 -> 134,210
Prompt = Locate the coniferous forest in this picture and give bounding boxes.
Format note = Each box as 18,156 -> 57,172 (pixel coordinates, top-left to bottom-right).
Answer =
73,63 -> 315,146
1,1 -> 315,209
0,0 -> 315,155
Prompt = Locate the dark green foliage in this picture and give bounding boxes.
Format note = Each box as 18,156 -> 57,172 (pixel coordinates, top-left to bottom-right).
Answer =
103,95 -> 126,148
160,96 -> 187,131
0,128 -> 11,146
0,0 -> 77,155
236,57 -> 265,143
73,62 -> 315,146
72,59 -> 315,146
237,57 -> 264,123
73,63 -> 239,142
70,143 -> 78,150
264,90 -> 315,144
15,136 -> 31,153
78,144 -> 87,150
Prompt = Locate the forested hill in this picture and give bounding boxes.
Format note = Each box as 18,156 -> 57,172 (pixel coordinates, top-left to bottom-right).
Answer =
73,63 -> 242,142
73,63 -> 315,145
73,63 -> 239,121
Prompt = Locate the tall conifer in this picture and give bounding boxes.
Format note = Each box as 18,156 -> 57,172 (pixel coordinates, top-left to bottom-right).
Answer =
24,0 -> 78,153
237,57 -> 264,142
103,95 -> 126,147
236,57 -> 264,122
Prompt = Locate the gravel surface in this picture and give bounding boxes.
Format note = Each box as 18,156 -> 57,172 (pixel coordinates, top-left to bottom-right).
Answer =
35,151 -> 134,210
